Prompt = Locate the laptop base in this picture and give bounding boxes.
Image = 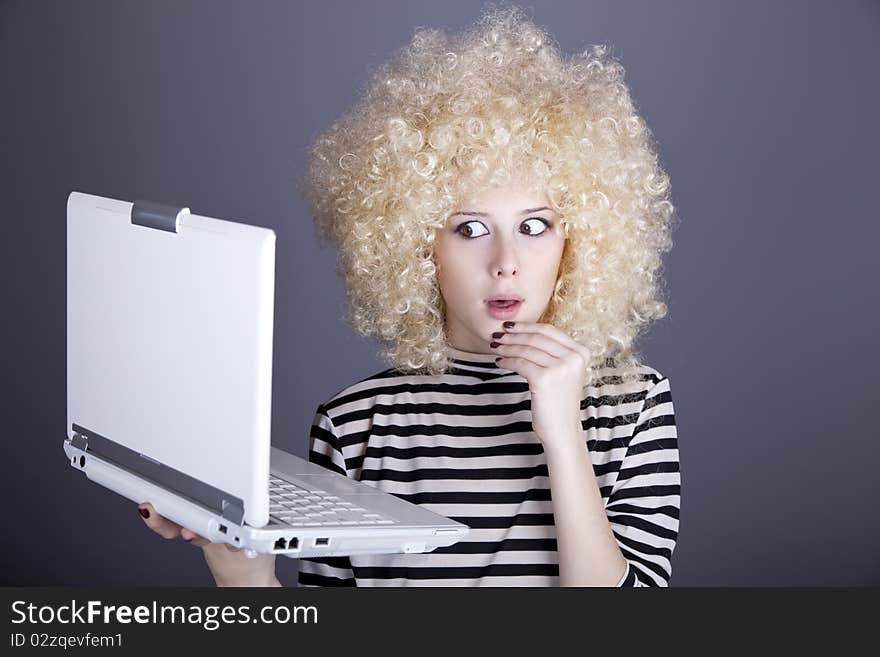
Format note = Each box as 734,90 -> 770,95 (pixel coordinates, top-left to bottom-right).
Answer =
64,438 -> 467,559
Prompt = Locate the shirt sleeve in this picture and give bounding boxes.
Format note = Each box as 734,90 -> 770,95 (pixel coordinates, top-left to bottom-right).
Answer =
606,376 -> 681,587
296,404 -> 358,587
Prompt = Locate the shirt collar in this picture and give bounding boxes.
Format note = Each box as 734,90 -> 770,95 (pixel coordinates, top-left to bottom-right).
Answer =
447,345 -> 512,376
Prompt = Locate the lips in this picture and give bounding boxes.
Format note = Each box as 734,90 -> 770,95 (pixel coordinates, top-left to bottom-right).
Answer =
485,299 -> 523,319
486,293 -> 524,303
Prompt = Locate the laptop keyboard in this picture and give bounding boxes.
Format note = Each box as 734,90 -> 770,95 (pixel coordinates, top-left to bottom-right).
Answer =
268,475 -> 396,526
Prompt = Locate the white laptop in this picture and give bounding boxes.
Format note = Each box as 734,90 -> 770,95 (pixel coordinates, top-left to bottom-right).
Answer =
64,191 -> 469,559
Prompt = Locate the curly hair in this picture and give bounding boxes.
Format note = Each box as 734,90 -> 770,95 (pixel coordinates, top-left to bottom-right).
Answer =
299,3 -> 677,385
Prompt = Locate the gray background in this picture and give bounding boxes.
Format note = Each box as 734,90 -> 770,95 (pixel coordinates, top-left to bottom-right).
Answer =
1,0 -> 877,586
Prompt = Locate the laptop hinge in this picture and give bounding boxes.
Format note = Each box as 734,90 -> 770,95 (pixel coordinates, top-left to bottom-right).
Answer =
131,199 -> 190,234
71,431 -> 88,452
70,423 -> 245,525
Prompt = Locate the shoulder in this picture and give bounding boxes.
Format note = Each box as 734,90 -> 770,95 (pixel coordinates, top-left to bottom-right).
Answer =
583,360 -> 672,415
315,365 -> 438,422
592,359 -> 667,390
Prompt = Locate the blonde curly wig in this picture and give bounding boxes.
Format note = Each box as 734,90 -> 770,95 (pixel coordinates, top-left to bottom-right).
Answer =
299,4 -> 677,385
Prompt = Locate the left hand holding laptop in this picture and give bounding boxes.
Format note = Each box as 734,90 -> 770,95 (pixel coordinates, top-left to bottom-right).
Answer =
137,502 -> 281,586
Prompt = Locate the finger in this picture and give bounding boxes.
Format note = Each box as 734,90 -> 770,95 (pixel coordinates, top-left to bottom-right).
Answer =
179,527 -> 211,548
494,354 -> 543,381
137,502 -> 182,540
502,322 -> 591,361
492,331 -> 568,360
492,342 -> 555,367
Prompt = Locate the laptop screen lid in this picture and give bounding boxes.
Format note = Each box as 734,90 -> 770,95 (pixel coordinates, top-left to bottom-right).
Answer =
67,191 -> 275,527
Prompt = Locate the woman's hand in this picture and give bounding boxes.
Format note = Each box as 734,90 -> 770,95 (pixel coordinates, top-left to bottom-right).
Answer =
490,321 -> 591,455
137,502 -> 280,587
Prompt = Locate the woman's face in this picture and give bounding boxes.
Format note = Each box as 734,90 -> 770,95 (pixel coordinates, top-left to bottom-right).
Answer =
434,182 -> 566,353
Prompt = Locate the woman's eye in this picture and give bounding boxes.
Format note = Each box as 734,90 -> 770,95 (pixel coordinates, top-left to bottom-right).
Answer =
521,218 -> 549,236
456,221 -> 489,238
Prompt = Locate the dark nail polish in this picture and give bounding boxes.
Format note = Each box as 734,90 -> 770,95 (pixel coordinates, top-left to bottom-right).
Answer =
491,332 -> 504,338
139,508 -> 150,519
490,341 -> 499,348
503,321 -> 515,329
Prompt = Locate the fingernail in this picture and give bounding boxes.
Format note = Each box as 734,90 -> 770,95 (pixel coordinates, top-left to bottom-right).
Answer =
503,321 -> 515,329
490,341 -> 499,348
491,332 -> 504,338
138,507 -> 150,519
183,537 -> 192,542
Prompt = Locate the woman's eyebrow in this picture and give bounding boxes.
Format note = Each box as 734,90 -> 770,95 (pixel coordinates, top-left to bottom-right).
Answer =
450,206 -> 552,218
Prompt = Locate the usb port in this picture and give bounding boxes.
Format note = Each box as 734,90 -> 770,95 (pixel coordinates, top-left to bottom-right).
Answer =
314,537 -> 330,547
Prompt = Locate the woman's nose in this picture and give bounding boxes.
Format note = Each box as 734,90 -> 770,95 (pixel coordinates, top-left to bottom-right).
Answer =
490,238 -> 519,277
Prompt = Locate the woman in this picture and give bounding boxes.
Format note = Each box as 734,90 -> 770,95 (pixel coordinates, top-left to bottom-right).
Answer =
140,5 -> 680,587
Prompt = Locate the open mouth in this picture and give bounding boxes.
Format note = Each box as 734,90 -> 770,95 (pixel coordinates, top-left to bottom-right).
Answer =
485,299 -> 523,318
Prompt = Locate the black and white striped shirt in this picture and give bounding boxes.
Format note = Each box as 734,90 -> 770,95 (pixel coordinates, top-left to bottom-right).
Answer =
297,346 -> 680,586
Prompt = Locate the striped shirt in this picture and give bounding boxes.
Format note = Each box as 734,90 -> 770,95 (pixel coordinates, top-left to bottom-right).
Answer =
297,346 -> 680,587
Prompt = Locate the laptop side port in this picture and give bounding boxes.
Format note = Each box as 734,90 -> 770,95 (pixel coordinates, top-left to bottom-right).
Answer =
273,537 -> 301,552
314,537 -> 330,547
